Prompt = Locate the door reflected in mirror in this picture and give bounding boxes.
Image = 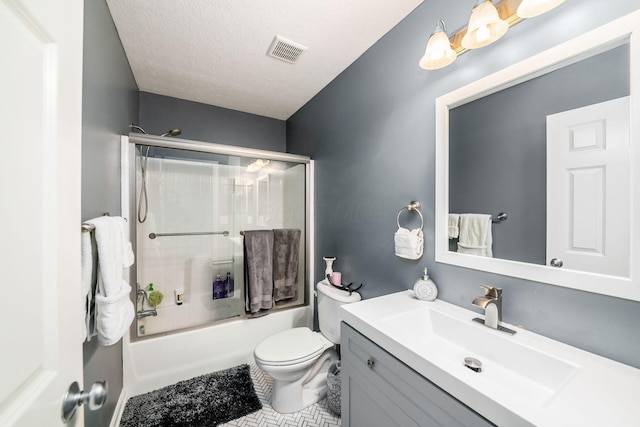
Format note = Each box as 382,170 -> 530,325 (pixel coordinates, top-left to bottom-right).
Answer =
448,43 -> 630,278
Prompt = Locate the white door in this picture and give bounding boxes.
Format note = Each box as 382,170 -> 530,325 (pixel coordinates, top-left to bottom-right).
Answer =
0,0 -> 84,425
546,97 -> 630,277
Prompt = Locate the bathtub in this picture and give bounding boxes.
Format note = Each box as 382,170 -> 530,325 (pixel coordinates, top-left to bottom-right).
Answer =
122,306 -> 313,397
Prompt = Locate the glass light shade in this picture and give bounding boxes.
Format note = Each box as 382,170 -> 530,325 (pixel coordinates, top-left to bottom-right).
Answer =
461,0 -> 509,49
420,30 -> 457,70
517,0 -> 566,18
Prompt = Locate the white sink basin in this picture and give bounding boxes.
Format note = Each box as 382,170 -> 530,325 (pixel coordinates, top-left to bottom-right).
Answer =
340,290 -> 640,426
383,307 -> 578,406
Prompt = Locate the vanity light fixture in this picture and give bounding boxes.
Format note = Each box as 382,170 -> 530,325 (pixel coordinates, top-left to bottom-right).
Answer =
420,0 -> 567,70
517,0 -> 565,19
461,0 -> 509,49
419,20 -> 457,70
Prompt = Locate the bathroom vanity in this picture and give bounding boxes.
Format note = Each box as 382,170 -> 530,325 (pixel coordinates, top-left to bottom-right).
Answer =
339,292 -> 640,426
341,322 -> 492,426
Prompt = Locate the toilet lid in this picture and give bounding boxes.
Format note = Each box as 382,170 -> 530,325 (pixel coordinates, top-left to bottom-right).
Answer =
255,327 -> 332,365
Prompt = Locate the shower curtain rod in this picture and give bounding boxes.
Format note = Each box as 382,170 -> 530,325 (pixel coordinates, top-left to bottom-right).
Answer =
127,133 -> 311,164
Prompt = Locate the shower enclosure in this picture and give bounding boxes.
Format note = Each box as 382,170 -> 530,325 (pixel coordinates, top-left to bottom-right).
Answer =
122,134 -> 311,339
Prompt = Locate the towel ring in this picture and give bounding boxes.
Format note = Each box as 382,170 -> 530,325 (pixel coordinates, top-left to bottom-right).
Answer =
396,201 -> 424,230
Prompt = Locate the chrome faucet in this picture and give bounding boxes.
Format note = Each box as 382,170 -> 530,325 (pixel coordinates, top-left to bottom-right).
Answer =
137,309 -> 158,319
472,285 -> 516,335
136,285 -> 158,319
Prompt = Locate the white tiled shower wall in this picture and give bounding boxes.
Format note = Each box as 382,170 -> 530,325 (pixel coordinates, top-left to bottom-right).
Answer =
135,157 -> 306,337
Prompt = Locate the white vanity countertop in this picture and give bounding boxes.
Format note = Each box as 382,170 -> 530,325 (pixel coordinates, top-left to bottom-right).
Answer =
340,291 -> 640,427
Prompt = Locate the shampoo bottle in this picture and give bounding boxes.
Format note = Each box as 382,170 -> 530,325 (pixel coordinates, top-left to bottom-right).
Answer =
213,274 -> 224,300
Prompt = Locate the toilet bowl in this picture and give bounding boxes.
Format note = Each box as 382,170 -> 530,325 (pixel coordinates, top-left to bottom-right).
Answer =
254,281 -> 361,413
255,327 -> 338,413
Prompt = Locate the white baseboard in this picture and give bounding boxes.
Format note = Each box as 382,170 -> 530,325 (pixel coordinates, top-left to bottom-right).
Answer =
109,387 -> 128,427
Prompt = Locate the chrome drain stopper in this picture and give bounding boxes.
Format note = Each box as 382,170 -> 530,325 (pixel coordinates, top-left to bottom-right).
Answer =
464,357 -> 482,372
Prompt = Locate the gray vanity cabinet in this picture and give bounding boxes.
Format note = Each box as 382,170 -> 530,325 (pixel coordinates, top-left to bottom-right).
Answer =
341,322 -> 494,427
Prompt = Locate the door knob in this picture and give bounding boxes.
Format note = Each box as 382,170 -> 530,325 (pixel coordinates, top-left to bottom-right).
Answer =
61,380 -> 108,423
550,258 -> 564,267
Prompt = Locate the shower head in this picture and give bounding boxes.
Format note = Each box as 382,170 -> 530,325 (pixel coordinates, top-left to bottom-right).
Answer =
130,124 -> 148,134
130,124 -> 181,137
160,129 -> 182,137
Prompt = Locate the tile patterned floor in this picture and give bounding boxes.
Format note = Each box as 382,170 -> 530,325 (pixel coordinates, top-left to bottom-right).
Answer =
221,363 -> 341,427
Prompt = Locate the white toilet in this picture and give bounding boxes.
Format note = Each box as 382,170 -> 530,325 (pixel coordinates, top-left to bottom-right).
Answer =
254,281 -> 361,413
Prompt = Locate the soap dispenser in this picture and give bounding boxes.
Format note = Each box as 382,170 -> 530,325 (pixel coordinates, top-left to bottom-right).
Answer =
413,267 -> 438,301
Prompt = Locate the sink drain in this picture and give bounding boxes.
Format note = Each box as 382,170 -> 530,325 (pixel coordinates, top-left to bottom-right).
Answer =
464,357 -> 482,373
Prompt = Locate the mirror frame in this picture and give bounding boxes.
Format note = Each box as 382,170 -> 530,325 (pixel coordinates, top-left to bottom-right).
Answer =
435,10 -> 640,301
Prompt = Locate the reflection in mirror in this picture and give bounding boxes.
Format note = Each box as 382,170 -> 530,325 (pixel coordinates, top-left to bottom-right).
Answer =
435,10 -> 640,301
448,43 -> 630,278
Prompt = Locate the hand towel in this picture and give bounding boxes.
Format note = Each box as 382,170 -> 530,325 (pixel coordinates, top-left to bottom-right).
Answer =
84,215 -> 135,345
273,229 -> 301,304
457,214 -> 493,257
448,213 -> 460,239
94,281 -> 135,346
394,227 -> 424,260
243,230 -> 274,315
81,231 -> 93,342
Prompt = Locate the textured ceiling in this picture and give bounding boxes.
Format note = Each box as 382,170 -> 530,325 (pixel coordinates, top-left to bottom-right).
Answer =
106,0 -> 424,120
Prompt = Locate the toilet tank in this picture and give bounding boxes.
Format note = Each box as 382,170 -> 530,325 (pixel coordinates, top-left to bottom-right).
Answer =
316,281 -> 361,344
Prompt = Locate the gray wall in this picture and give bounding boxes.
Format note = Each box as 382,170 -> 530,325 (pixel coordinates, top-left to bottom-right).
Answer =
82,0 -> 139,425
287,0 -> 640,368
449,45 -> 629,265
139,92 -> 286,152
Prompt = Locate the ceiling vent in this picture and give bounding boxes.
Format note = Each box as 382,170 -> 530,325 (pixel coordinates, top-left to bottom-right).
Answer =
267,35 -> 308,64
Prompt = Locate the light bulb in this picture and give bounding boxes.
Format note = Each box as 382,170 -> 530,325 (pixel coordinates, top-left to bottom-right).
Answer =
475,25 -> 491,44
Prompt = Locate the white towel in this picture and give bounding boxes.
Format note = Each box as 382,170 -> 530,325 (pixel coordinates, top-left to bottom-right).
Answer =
394,227 -> 424,260
84,216 -> 135,346
457,214 -> 493,257
448,213 -> 460,239
85,216 -> 131,297
94,281 -> 135,346
81,231 -> 93,342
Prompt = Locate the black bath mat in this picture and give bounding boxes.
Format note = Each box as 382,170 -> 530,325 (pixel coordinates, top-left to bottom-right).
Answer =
119,364 -> 262,427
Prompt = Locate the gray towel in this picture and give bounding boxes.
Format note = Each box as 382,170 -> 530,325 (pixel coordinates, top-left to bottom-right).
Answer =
243,230 -> 274,315
273,229 -> 301,304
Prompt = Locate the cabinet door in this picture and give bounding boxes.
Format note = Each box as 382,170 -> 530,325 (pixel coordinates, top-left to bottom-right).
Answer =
341,323 -> 494,427
344,359 -> 421,427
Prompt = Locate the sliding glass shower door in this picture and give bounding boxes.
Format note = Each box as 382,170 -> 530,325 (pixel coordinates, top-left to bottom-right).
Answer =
131,144 -> 307,338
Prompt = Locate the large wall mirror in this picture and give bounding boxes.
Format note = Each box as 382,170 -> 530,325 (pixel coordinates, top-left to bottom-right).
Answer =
435,10 -> 640,301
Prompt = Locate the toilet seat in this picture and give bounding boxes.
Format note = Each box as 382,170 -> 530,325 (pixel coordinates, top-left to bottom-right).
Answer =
254,327 -> 333,366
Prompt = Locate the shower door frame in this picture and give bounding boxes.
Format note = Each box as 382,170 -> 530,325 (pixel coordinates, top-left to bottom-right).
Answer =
120,134 -> 314,339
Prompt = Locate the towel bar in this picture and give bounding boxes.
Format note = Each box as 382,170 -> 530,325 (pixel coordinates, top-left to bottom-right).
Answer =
81,213 -> 122,232
149,230 -> 229,239
82,223 -> 96,233
396,200 -> 424,230
211,259 -> 234,266
491,212 -> 508,223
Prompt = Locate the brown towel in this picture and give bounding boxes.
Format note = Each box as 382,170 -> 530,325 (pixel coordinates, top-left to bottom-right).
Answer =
273,229 -> 301,304
243,230 -> 274,315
